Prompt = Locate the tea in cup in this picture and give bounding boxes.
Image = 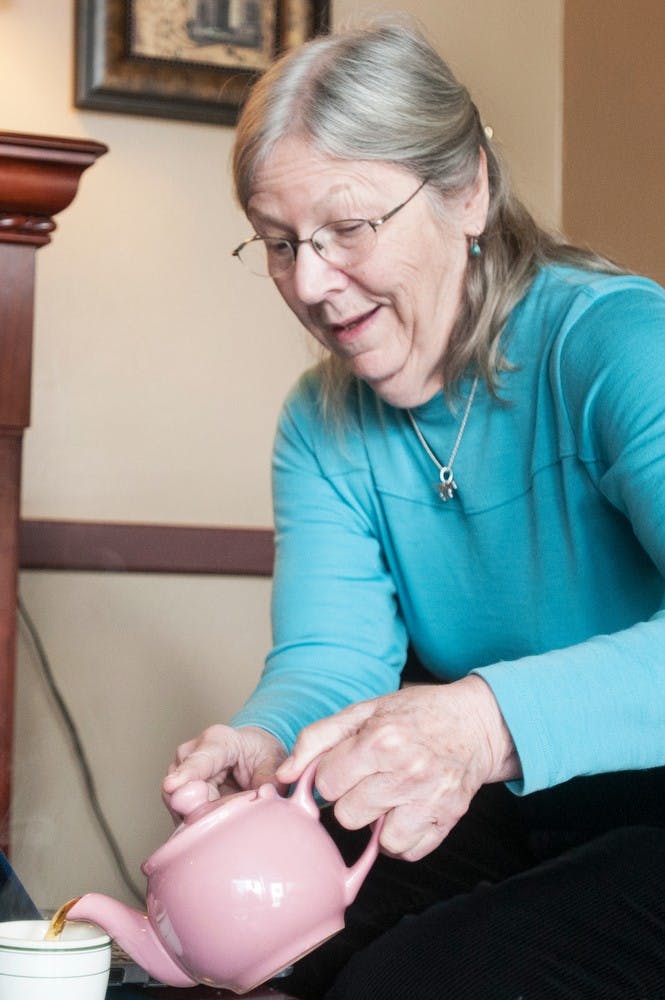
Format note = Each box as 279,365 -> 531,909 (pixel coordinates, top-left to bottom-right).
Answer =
0,919 -> 110,999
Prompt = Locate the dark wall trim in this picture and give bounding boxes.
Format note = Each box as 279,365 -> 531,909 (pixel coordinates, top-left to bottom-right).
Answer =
19,519 -> 274,577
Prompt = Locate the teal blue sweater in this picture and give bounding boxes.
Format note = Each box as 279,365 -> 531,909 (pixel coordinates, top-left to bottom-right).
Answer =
232,266 -> 665,794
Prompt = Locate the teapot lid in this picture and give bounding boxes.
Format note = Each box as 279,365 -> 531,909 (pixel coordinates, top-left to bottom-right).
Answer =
142,782 -> 279,876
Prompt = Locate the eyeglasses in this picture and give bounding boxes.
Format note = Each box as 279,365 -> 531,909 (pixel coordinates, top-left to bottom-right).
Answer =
232,178 -> 428,278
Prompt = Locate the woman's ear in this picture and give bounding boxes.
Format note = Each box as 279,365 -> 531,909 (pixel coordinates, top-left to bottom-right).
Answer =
463,147 -> 490,237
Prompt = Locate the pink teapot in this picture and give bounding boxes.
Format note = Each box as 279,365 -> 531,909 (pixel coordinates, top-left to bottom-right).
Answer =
68,758 -> 383,993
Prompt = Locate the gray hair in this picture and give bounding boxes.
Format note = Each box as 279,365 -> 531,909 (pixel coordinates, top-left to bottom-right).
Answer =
233,16 -> 621,401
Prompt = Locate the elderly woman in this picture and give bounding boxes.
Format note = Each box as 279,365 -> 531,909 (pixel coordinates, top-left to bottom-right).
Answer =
163,17 -> 665,999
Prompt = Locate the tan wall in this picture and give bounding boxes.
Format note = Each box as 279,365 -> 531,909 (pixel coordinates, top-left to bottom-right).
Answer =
4,0 -> 564,909
563,0 -> 665,284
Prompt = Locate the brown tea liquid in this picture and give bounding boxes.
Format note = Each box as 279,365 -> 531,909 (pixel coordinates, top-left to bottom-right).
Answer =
44,897 -> 81,940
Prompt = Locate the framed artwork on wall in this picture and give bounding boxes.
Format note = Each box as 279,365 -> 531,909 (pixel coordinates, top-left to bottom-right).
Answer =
75,0 -> 331,126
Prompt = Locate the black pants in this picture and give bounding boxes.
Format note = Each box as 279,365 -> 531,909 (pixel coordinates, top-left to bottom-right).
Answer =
281,768 -> 665,999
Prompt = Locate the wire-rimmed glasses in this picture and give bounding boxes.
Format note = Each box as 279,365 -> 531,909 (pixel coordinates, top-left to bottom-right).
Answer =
232,178 -> 428,278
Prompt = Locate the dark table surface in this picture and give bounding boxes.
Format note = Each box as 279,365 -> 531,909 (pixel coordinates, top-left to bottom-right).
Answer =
108,986 -> 297,999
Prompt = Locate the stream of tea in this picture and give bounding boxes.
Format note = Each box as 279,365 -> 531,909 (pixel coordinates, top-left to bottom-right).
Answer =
44,897 -> 81,940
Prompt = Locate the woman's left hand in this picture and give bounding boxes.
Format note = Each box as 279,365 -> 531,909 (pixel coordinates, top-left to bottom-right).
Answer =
276,675 -> 520,861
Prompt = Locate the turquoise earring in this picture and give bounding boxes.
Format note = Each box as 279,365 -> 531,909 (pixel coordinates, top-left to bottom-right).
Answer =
469,236 -> 481,258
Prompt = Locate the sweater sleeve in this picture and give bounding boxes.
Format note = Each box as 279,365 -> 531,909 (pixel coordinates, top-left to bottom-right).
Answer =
474,282 -> 665,794
230,376 -> 407,751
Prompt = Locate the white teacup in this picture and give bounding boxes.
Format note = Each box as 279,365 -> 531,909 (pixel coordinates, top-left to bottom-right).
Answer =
0,919 -> 110,1000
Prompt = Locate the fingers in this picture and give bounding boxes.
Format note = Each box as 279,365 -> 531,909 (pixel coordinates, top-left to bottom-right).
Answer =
162,724 -> 290,818
163,750 -> 217,789
162,725 -> 239,797
330,767 -> 468,860
380,814 -> 452,862
162,755 -> 216,795
374,766 -> 470,859
274,683 -> 489,861
276,698 -> 377,784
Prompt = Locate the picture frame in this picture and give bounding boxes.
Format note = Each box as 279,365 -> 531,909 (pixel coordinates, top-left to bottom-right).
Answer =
75,1 -> 331,126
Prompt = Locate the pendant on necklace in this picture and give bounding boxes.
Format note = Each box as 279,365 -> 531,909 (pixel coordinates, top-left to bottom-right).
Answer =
435,466 -> 457,502
407,374 -> 479,504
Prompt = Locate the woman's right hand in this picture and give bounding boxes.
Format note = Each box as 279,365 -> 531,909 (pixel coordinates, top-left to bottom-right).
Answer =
162,724 -> 288,818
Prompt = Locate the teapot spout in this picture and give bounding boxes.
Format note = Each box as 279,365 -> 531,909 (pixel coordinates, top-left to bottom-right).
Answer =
67,893 -> 196,987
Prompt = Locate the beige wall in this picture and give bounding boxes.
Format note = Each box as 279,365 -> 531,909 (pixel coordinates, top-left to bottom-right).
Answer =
562,0 -> 665,285
3,0 -> 564,909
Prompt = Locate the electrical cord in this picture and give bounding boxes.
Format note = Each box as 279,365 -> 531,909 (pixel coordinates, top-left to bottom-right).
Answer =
17,595 -> 144,904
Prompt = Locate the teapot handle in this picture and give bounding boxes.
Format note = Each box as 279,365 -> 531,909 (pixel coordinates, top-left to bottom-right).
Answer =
342,811 -> 384,906
290,755 -> 385,906
289,755 -> 324,818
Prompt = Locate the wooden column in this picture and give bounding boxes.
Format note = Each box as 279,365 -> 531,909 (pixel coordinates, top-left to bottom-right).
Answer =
0,132 -> 107,855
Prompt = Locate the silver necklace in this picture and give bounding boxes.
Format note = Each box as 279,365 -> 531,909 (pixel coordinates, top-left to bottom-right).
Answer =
406,376 -> 479,502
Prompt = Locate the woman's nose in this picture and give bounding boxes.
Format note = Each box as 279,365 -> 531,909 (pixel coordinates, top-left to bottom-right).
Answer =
291,242 -> 347,303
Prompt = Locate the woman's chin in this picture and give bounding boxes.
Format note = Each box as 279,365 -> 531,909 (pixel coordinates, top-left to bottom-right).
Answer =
356,366 -> 442,409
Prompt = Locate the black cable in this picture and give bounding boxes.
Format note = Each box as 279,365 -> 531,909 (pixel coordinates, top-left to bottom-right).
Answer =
17,595 -> 144,905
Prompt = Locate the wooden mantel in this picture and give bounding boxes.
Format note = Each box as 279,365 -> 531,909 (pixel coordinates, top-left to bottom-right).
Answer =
0,131 -> 107,854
